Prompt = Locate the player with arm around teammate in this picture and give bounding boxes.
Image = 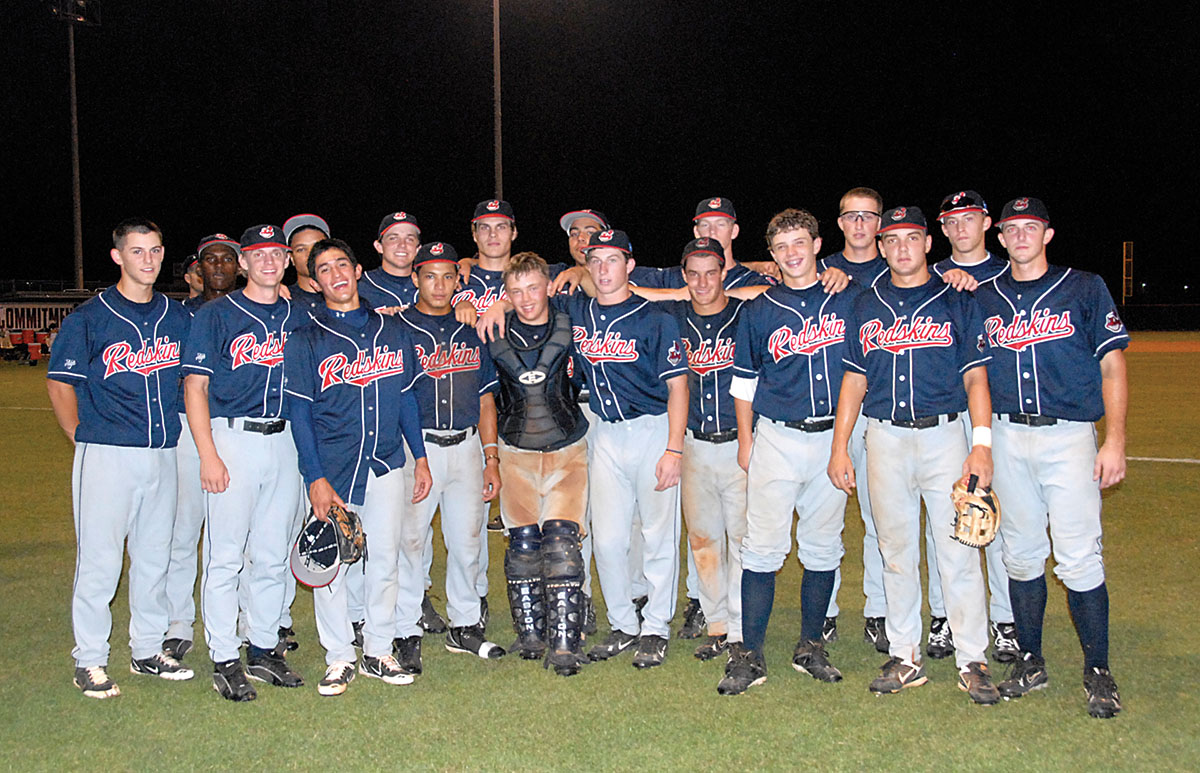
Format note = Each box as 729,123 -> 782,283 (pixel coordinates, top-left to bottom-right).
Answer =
828,205 -> 1000,705
283,238 -> 432,695
47,217 -> 195,698
975,197 -> 1126,718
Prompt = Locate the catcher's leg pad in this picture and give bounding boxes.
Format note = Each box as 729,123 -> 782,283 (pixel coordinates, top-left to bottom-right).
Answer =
505,525 -> 546,658
542,519 -> 585,675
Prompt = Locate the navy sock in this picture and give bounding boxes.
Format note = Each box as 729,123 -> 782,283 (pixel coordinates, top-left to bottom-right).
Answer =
799,569 -> 837,642
740,570 -> 776,653
1067,583 -> 1110,671
247,644 -> 273,659
1009,575 -> 1047,658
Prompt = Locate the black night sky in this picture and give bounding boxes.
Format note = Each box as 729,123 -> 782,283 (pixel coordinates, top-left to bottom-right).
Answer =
6,2 -> 1193,301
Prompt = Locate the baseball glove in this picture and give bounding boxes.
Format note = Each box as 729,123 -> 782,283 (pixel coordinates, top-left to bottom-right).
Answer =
950,474 -> 1001,548
325,504 -> 367,565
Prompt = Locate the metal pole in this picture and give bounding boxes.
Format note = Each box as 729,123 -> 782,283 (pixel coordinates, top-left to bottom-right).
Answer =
68,23 -> 84,289
492,0 -> 503,200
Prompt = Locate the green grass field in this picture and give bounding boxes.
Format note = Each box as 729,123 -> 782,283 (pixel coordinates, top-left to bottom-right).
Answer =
1,336 -> 1198,771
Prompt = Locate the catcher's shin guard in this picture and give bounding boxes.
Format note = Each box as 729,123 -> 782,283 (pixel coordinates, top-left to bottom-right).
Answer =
505,524 -> 546,659
542,519 -> 585,676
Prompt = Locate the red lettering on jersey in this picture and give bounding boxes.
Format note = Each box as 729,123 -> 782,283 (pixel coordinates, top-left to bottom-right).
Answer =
230,332 -> 287,369
318,347 -> 406,390
766,315 -> 846,363
860,316 -> 953,356
452,286 -> 508,314
414,341 -> 482,379
984,309 -> 1075,352
685,337 -> 736,375
102,337 -> 181,378
572,327 -> 639,363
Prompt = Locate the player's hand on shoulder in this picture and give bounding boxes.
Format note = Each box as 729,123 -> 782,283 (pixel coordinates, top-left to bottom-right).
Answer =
199,452 -> 231,494
940,268 -> 979,293
550,266 -> 587,296
962,445 -> 993,489
279,285 -> 293,301
818,266 -> 850,295
742,260 -> 781,282
458,257 -> 478,284
827,449 -> 856,494
454,300 -> 478,327
1093,440 -> 1126,489
475,302 -> 510,342
377,305 -> 407,316
654,450 -> 682,491
308,478 -> 346,522
411,457 -> 433,503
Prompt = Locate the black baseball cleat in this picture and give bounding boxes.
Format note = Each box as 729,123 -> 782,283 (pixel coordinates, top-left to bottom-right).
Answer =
278,625 -> 299,652
360,654 -> 415,686
130,652 -> 194,681
512,632 -> 547,660
479,596 -> 490,628
677,598 -> 705,639
582,595 -> 598,636
1083,667 -> 1122,719
991,621 -> 1019,664
633,595 -> 649,626
926,616 -> 955,659
587,630 -> 638,661
958,662 -> 1001,705
420,592 -> 448,634
212,659 -> 257,702
694,634 -> 729,661
317,661 -> 355,697
864,616 -> 889,654
718,644 -> 767,696
246,647 -> 303,688
998,652 -> 1049,699
791,640 -> 843,682
74,666 -> 120,699
822,616 -> 839,643
392,635 -> 423,675
162,638 -> 193,661
445,625 -> 506,659
351,620 -> 365,649
632,635 -> 668,669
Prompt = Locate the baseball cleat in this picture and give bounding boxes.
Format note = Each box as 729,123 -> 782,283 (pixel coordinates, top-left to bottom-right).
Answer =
677,598 -> 705,639
544,648 -> 587,677
791,640 -> 843,683
633,595 -> 649,626
351,620 -> 365,649
445,625 -> 506,659
718,645 -> 766,696
587,630 -> 638,661
278,625 -> 299,652
864,616 -> 889,653
1083,667 -> 1122,719
822,616 -> 839,643
632,635 -> 669,669
998,652 -> 1049,699
958,662 -> 1001,705
512,632 -> 547,660
318,661 -> 356,696
991,621 -> 1019,664
926,616 -> 955,659
487,513 -> 505,532
130,652 -> 195,681
694,634 -> 729,661
212,659 -> 257,702
582,594 -> 598,636
246,648 -> 304,688
162,638 -> 193,661
869,657 -> 927,694
479,596 -> 490,629
392,635 -> 423,675
74,666 -> 120,699
420,592 -> 448,634
360,654 -> 415,685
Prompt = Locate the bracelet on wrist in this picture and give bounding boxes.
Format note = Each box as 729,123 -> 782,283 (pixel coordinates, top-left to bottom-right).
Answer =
665,447 -> 683,457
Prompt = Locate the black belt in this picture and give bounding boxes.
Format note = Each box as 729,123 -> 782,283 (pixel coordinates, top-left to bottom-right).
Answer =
423,427 -> 475,447
691,428 -> 738,444
577,389 -> 591,405
1003,413 -> 1058,427
776,417 -> 835,433
228,418 -> 287,435
889,412 -> 957,429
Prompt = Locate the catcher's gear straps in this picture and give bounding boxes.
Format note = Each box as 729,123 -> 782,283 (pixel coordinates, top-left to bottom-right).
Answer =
490,310 -> 573,380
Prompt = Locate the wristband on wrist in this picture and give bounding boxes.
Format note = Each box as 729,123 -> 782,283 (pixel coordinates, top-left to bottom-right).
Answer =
972,426 -> 992,448
665,447 -> 683,457
482,442 -> 498,451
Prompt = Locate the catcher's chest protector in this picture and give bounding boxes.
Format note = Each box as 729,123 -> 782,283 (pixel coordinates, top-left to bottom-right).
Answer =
491,311 -> 584,450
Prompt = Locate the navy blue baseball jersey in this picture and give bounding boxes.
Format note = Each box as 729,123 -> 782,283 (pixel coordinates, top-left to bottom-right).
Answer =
48,287 -> 191,448
288,283 -> 325,312
975,265 -> 1129,422
284,306 -> 427,506
842,277 -> 990,422
932,252 -> 1009,283
667,299 -> 746,433
732,284 -> 860,423
182,294 -> 207,313
452,265 -> 507,314
396,308 -> 499,430
182,290 -> 305,419
819,252 -> 889,287
556,293 -> 688,421
630,262 -> 775,290
358,268 -> 420,312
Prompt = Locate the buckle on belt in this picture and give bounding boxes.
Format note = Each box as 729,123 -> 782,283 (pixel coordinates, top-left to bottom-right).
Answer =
1004,412 -> 1058,427
228,417 -> 287,435
890,412 -> 958,430
423,428 -> 473,447
778,417 -> 835,433
691,428 -> 738,444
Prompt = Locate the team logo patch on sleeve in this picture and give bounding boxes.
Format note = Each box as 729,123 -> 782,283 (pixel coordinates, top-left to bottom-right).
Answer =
860,316 -> 952,355
667,341 -> 683,366
984,310 -> 1075,351
64,359 -> 76,369
1105,310 -> 1123,333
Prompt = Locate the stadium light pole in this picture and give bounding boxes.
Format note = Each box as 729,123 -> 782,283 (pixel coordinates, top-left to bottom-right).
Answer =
493,0 -> 503,200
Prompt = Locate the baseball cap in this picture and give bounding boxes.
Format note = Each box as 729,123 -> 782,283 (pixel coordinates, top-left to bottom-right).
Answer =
680,237 -> 725,265
694,197 -> 737,221
282,214 -> 330,244
472,199 -> 515,223
938,191 -> 988,221
240,224 -> 288,251
559,209 -> 610,233
412,242 -> 459,270
878,206 -> 927,234
586,229 -> 633,255
183,253 -> 199,272
995,197 -> 1050,227
198,233 -> 241,256
377,211 -> 421,240
289,517 -> 341,589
